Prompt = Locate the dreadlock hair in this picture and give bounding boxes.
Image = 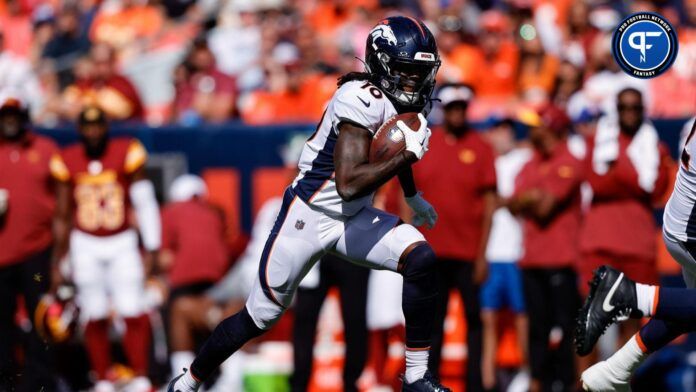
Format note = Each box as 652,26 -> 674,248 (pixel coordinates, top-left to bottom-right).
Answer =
337,72 -> 374,87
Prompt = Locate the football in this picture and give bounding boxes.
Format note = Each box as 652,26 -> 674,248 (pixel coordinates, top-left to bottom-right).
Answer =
369,112 -> 423,163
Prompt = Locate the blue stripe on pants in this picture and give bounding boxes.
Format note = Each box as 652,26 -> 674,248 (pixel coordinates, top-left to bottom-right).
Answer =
258,187 -> 296,308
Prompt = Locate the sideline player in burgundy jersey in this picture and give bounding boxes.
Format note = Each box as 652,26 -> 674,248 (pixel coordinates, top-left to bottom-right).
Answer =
51,107 -> 161,392
169,16 -> 450,392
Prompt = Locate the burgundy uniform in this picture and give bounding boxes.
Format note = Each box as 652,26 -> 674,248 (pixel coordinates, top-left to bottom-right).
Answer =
51,137 -> 147,235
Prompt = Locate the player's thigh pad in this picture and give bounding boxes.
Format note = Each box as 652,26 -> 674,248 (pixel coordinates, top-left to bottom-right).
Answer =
664,231 -> 696,288
70,230 -> 110,320
246,194 -> 331,329
335,207 -> 425,272
106,231 -> 145,317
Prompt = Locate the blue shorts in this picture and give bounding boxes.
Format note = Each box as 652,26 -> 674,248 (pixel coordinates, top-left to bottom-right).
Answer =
480,262 -> 526,313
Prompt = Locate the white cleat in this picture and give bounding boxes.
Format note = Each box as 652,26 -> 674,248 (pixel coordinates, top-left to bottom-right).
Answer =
581,360 -> 632,392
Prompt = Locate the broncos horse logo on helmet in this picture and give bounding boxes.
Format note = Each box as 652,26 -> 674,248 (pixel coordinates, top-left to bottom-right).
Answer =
364,16 -> 441,113
370,24 -> 398,48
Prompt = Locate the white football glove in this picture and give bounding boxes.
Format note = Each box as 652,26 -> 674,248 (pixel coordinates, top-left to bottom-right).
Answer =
397,113 -> 431,160
405,192 -> 438,229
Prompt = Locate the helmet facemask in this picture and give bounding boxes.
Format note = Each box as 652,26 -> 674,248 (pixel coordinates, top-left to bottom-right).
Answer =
368,51 -> 440,109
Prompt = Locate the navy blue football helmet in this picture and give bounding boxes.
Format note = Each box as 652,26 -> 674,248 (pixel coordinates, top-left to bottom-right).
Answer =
365,16 -> 441,112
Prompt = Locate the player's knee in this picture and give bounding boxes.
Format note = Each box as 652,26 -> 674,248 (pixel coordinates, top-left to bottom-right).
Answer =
113,288 -> 145,318
246,286 -> 287,330
82,304 -> 110,321
215,307 -> 266,345
247,302 -> 285,330
399,243 -> 436,282
115,302 -> 144,318
77,290 -> 110,320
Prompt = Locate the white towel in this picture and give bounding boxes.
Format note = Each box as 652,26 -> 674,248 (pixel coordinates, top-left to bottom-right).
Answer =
592,115 -> 660,193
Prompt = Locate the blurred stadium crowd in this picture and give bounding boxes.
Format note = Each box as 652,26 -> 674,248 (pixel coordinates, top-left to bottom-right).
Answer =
0,0 -> 694,127
1,0 -> 696,392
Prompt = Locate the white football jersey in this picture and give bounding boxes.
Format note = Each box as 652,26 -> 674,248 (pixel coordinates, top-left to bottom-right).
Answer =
664,117 -> 696,242
486,147 -> 532,262
291,80 -> 399,216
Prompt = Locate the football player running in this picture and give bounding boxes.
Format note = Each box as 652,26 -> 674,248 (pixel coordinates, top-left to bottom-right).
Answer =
169,16 -> 449,392
575,120 -> 696,391
51,107 -> 161,392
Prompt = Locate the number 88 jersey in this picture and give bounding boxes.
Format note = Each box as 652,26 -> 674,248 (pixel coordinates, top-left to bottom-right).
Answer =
50,138 -> 147,236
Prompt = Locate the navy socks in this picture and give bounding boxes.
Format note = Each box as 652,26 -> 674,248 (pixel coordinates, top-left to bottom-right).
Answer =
190,307 -> 265,380
638,318 -> 690,352
637,287 -> 696,352
400,244 -> 438,349
653,287 -> 696,323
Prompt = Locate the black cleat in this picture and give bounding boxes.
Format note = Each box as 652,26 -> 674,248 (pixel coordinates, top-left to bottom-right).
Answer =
575,265 -> 640,356
402,371 -> 452,392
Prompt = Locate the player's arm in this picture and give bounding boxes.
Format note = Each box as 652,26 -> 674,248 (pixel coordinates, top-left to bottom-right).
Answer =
518,170 -> 580,225
130,167 -> 161,275
529,191 -> 564,224
334,123 -> 417,202
508,187 -> 563,224
49,152 -> 72,289
53,180 -> 71,262
51,180 -> 72,290
505,190 -> 532,215
474,189 -> 496,283
397,166 -> 417,197
398,166 -> 438,229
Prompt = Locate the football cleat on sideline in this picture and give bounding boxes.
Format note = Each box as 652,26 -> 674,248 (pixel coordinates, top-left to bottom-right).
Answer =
581,360 -> 632,392
575,266 -> 639,356
402,371 -> 452,392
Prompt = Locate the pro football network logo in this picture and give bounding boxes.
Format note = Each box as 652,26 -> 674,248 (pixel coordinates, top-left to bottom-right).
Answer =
612,12 -> 678,79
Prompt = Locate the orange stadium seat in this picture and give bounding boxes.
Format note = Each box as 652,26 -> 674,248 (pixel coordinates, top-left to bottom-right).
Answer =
201,168 -> 242,245
252,167 -> 292,218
